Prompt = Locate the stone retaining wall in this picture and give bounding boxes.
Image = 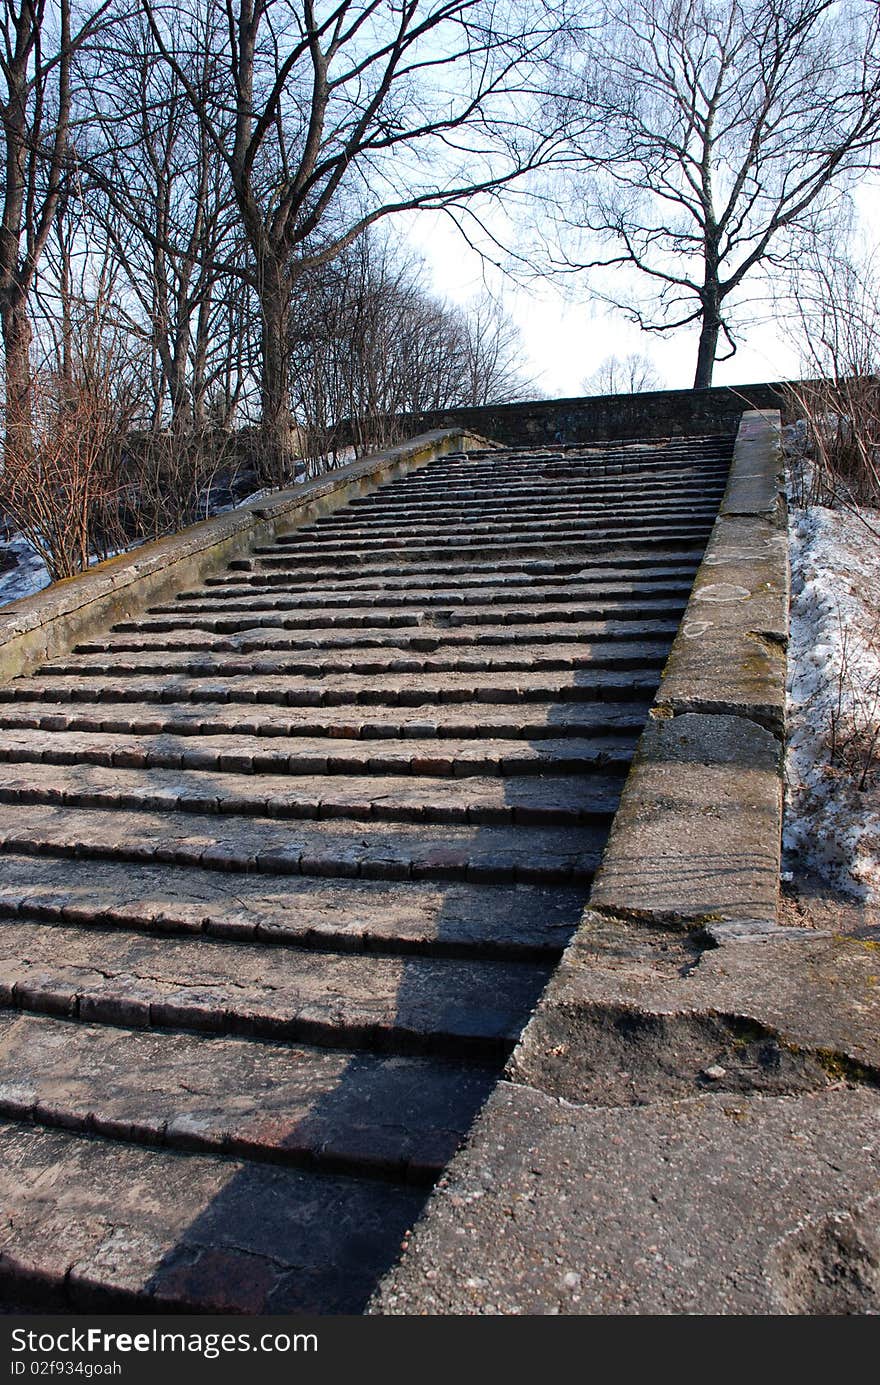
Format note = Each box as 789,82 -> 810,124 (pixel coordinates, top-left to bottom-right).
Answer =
342,382 -> 791,449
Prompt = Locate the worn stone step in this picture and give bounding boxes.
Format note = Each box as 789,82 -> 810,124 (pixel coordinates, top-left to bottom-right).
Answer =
0,728 -> 638,780
137,590 -> 692,626
0,1118 -> 427,1311
223,552 -> 704,584
0,697 -> 651,742
0,803 -> 603,884
310,495 -> 723,521
343,484 -> 727,512
363,481 -> 728,509
405,448 -> 729,466
41,637 -> 672,681
410,455 -> 731,474
74,615 -> 682,657
265,527 -> 714,564
272,520 -> 713,548
203,557 -> 701,591
0,1013 -> 496,1182
340,482 -> 728,509
137,598 -> 689,632
0,760 -> 624,827
302,508 -> 722,541
376,464 -> 731,491
167,571 -> 698,601
331,503 -> 725,530
2,666 -> 663,708
0,918 -> 552,1056
381,452 -> 727,466
0,853 -> 583,958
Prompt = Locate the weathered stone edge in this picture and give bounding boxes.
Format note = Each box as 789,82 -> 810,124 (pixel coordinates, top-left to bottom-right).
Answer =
585,409 -> 788,928
0,428 -> 490,681
652,406 -> 788,734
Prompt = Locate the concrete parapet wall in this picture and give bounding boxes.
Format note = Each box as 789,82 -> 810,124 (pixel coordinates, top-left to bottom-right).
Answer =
372,409 -> 880,1317
0,428 -> 485,683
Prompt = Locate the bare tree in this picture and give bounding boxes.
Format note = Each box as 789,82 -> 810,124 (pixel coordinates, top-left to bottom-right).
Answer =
77,8 -> 250,439
582,350 -> 663,394
289,229 -> 532,463
139,0 -> 553,479
0,272 -> 148,579
785,233 -> 880,506
457,293 -> 530,405
544,0 -> 880,386
0,0 -> 111,455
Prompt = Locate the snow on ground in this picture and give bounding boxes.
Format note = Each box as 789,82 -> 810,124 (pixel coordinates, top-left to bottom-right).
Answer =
0,534 -> 50,609
785,496 -> 880,901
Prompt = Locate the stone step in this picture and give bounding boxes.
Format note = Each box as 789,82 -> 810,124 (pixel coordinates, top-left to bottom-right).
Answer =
409,448 -> 729,466
0,803 -> 603,884
223,552 -> 704,585
0,697 -> 651,742
1,666 -> 663,708
413,444 -> 729,463
155,578 -> 692,608
333,499 -> 725,527
0,1012 -> 497,1181
343,476 -> 729,503
0,760 -> 624,827
73,615 -> 682,656
0,918 -> 552,1057
0,1118 -> 428,1311
413,452 -> 730,470
134,590 -> 692,628
343,481 -> 728,509
366,480 -> 728,507
0,728 -> 639,780
263,527 -> 714,563
303,507 -> 722,540
0,852 -> 583,958
40,637 -> 672,681
379,464 -> 731,491
203,557 -> 701,591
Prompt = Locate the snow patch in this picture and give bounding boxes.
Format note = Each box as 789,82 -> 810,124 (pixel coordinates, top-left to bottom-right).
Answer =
0,536 -> 50,609
785,500 -> 880,900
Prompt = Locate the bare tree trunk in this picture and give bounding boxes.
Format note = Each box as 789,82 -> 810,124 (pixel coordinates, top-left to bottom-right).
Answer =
0,292 -> 33,455
693,313 -> 720,388
259,255 -> 293,481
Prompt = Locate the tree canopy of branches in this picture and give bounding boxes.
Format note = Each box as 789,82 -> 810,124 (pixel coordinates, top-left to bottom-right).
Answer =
289,231 -> 531,461
545,0 -> 880,386
582,350 -> 663,394
785,233 -> 880,506
134,0 -> 552,476
0,0 -> 111,452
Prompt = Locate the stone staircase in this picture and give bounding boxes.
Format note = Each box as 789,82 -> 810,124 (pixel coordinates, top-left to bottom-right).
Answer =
0,435 -> 732,1312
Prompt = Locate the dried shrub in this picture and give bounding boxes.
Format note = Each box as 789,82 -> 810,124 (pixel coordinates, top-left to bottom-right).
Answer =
825,613 -> 880,793
785,246 -> 880,509
0,359 -> 140,583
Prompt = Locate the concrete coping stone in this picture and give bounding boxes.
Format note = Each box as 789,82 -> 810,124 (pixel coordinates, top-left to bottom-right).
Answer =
0,428 -> 491,682
588,408 -> 788,928
718,407 -> 786,520
586,709 -> 783,925
654,409 -> 788,734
